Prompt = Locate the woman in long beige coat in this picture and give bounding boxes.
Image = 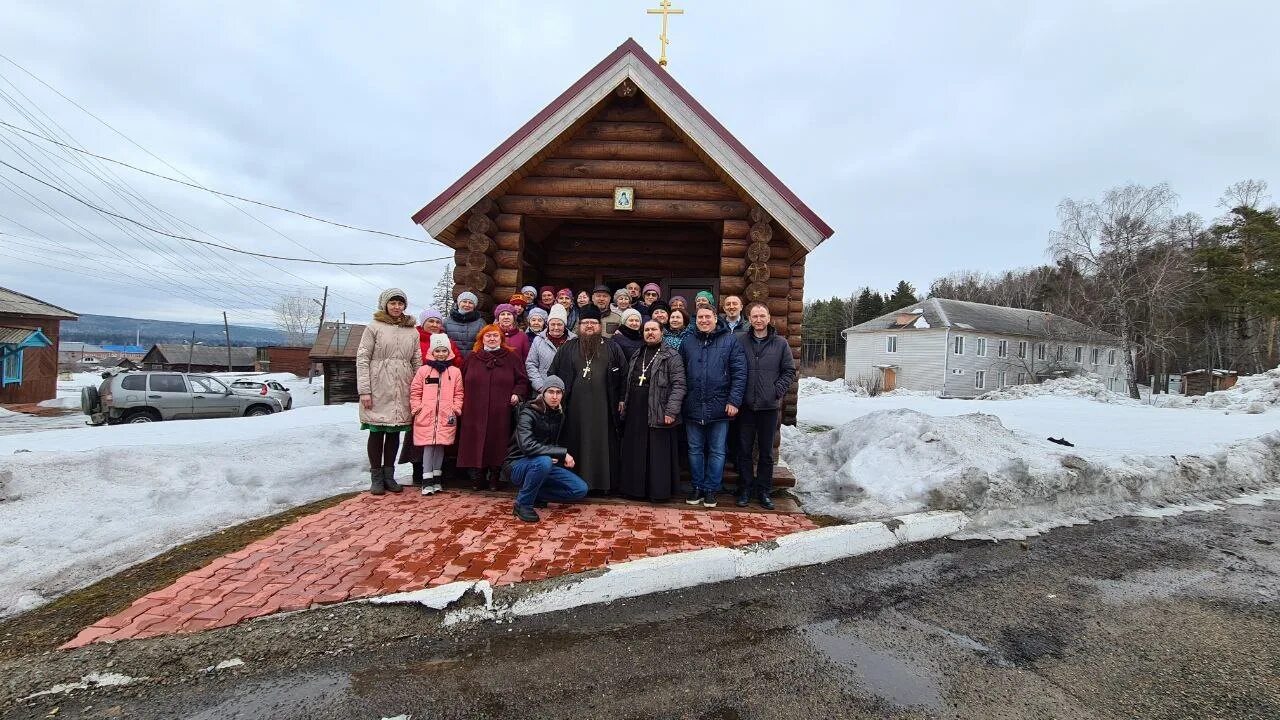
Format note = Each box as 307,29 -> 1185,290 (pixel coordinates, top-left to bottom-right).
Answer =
356,288 -> 422,494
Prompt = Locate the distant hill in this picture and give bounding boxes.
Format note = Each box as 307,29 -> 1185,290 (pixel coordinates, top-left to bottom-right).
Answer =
61,314 -> 294,347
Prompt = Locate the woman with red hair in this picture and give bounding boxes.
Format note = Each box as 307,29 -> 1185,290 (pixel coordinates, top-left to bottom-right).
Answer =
457,324 -> 530,490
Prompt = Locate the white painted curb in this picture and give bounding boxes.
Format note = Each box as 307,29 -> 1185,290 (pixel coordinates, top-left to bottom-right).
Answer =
366,509 -> 969,624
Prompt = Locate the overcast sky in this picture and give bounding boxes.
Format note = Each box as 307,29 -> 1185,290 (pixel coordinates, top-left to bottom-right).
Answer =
1,1 -> 1277,329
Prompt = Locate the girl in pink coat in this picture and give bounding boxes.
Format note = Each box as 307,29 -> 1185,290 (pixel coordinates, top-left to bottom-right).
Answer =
409,334 -> 465,495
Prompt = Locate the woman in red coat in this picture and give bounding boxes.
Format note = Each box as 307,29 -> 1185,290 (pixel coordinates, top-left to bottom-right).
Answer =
457,324 -> 529,491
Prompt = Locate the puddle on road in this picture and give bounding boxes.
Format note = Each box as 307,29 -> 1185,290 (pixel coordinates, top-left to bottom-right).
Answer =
799,620 -> 943,712
181,672 -> 351,719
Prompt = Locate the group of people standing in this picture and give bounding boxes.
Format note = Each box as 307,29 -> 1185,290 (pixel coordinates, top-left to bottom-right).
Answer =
355,281 -> 796,523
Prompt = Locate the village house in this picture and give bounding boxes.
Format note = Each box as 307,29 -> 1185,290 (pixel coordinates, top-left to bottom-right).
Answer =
410,38 -> 834,428
141,343 -> 259,373
843,298 -> 1129,398
0,286 -> 78,404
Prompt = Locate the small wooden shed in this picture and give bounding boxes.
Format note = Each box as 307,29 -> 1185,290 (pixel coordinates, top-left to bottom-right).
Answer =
1182,369 -> 1238,396
309,322 -> 366,405
411,38 -> 834,426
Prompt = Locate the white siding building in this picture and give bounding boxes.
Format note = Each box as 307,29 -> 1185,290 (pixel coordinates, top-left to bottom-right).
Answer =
843,298 -> 1128,398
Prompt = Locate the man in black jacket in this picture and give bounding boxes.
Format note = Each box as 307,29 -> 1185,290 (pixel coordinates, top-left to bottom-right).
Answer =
734,302 -> 798,509
504,376 -> 588,522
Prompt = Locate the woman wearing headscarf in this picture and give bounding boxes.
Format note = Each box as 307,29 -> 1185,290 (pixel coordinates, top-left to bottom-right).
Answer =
537,286 -> 557,314
668,295 -> 689,317
444,291 -> 485,358
458,324 -> 529,490
494,302 -> 531,361
619,319 -> 685,502
612,308 -> 644,361
356,288 -> 422,495
526,304 -> 575,394
664,307 -> 691,349
508,293 -> 531,326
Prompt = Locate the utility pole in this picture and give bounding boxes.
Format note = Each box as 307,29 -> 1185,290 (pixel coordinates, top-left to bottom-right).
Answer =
310,286 -> 328,384
187,330 -> 195,373
223,311 -> 233,372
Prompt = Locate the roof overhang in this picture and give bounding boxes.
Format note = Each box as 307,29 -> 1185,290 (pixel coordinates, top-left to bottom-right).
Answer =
0,326 -> 51,349
411,38 -> 833,253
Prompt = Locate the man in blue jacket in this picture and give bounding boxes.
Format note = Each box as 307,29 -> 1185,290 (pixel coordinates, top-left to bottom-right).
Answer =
680,306 -> 747,508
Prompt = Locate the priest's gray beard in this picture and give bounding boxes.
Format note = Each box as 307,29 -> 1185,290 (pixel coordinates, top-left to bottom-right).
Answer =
579,333 -> 604,358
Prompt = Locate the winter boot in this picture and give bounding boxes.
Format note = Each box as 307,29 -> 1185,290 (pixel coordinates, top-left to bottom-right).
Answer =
486,467 -> 500,492
411,462 -> 425,487
757,492 -> 775,511
468,468 -> 485,490
381,466 -> 403,493
369,468 -> 385,496
513,504 -> 540,523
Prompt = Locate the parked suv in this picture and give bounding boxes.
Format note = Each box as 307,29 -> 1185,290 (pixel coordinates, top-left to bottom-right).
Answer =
81,371 -> 283,425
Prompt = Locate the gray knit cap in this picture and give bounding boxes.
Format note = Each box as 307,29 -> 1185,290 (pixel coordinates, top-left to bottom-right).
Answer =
542,375 -> 565,392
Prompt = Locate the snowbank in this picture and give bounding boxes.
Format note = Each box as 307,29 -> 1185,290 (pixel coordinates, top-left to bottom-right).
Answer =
798,377 -> 858,398
0,404 -> 363,617
37,396 -> 80,410
1154,368 -> 1280,414
785,407 -> 1280,538
978,374 -> 1136,404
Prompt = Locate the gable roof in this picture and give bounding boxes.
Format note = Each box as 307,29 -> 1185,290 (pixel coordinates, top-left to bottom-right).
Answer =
0,286 -> 77,320
411,38 -> 833,252
847,298 -> 1123,345
144,344 -> 258,367
309,322 -> 366,360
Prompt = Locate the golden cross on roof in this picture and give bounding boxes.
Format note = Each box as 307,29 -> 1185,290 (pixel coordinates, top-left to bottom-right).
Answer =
646,0 -> 684,68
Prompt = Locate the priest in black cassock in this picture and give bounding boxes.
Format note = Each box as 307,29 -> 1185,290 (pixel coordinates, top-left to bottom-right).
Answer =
548,303 -> 627,492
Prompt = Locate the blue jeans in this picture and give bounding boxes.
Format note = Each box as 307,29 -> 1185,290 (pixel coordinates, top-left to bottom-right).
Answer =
509,456 -> 588,508
686,420 -> 729,494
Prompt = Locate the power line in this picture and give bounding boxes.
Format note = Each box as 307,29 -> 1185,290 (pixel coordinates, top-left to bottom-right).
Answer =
0,118 -> 439,246
0,53 -> 392,293
0,158 -> 451,267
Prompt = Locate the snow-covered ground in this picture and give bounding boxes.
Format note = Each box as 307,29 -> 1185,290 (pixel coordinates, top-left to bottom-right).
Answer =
0,397 -> 362,617
786,376 -> 1280,539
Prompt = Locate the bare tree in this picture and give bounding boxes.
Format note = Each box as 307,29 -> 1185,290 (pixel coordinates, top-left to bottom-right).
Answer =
274,293 -> 321,347
431,263 -> 455,315
1050,183 -> 1195,398
1218,179 -> 1270,211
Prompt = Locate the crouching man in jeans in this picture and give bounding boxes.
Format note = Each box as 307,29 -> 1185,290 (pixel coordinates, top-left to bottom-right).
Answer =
504,375 -> 588,522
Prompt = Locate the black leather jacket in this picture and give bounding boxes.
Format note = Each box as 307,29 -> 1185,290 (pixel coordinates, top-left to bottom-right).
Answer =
503,398 -> 568,467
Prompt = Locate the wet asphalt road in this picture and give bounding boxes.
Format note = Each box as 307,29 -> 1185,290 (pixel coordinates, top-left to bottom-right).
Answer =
6,503 -> 1279,719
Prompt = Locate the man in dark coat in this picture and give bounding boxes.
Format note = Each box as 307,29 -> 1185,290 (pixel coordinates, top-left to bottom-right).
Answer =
679,306 -> 747,508
734,302 -> 797,509
504,375 -> 588,522
548,304 -> 627,492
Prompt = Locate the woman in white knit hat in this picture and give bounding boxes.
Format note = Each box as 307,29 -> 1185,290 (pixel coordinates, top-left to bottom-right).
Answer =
526,303 -> 576,393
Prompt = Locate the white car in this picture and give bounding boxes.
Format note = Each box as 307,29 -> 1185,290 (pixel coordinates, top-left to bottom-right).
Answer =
228,379 -> 293,410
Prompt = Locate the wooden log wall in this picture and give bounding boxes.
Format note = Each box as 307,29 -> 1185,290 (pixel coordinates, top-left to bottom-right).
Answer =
490,213 -> 524,304
783,257 -> 805,425
451,199 -> 502,311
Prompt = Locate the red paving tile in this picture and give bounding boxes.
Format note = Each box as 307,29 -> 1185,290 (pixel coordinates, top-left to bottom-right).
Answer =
62,492 -> 815,649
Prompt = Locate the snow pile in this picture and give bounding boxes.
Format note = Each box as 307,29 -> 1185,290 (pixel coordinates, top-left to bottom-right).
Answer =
37,396 -> 80,410
799,377 -> 857,398
1154,368 -> 1280,414
978,374 -> 1135,404
0,404 -> 363,617
785,408 -> 1280,537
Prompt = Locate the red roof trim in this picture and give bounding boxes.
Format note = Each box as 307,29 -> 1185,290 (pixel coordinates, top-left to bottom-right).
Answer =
411,38 -> 833,241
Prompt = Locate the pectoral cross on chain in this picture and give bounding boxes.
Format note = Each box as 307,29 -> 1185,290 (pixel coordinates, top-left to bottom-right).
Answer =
582,365 -> 591,379
638,372 -> 648,386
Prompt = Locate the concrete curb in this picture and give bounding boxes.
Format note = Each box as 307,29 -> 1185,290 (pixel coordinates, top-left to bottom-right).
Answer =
368,509 -> 968,624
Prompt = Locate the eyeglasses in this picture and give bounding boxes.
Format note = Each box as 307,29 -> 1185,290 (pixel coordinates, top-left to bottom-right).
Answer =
644,291 -> 659,297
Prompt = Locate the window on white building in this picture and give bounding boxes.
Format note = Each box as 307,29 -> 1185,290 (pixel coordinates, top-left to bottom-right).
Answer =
997,340 -> 1008,358
974,370 -> 986,389
953,336 -> 964,354
1017,372 -> 1027,385
1108,349 -> 1116,366
998,371 -> 1006,387
1037,343 -> 1046,361
976,338 -> 987,357
1074,346 -> 1083,363
886,336 -> 897,353
1090,348 -> 1100,365
1056,345 -> 1064,361
1018,341 -> 1027,359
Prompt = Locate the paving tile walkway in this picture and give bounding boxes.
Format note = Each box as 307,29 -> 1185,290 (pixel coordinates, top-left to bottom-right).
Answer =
64,491 -> 816,648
